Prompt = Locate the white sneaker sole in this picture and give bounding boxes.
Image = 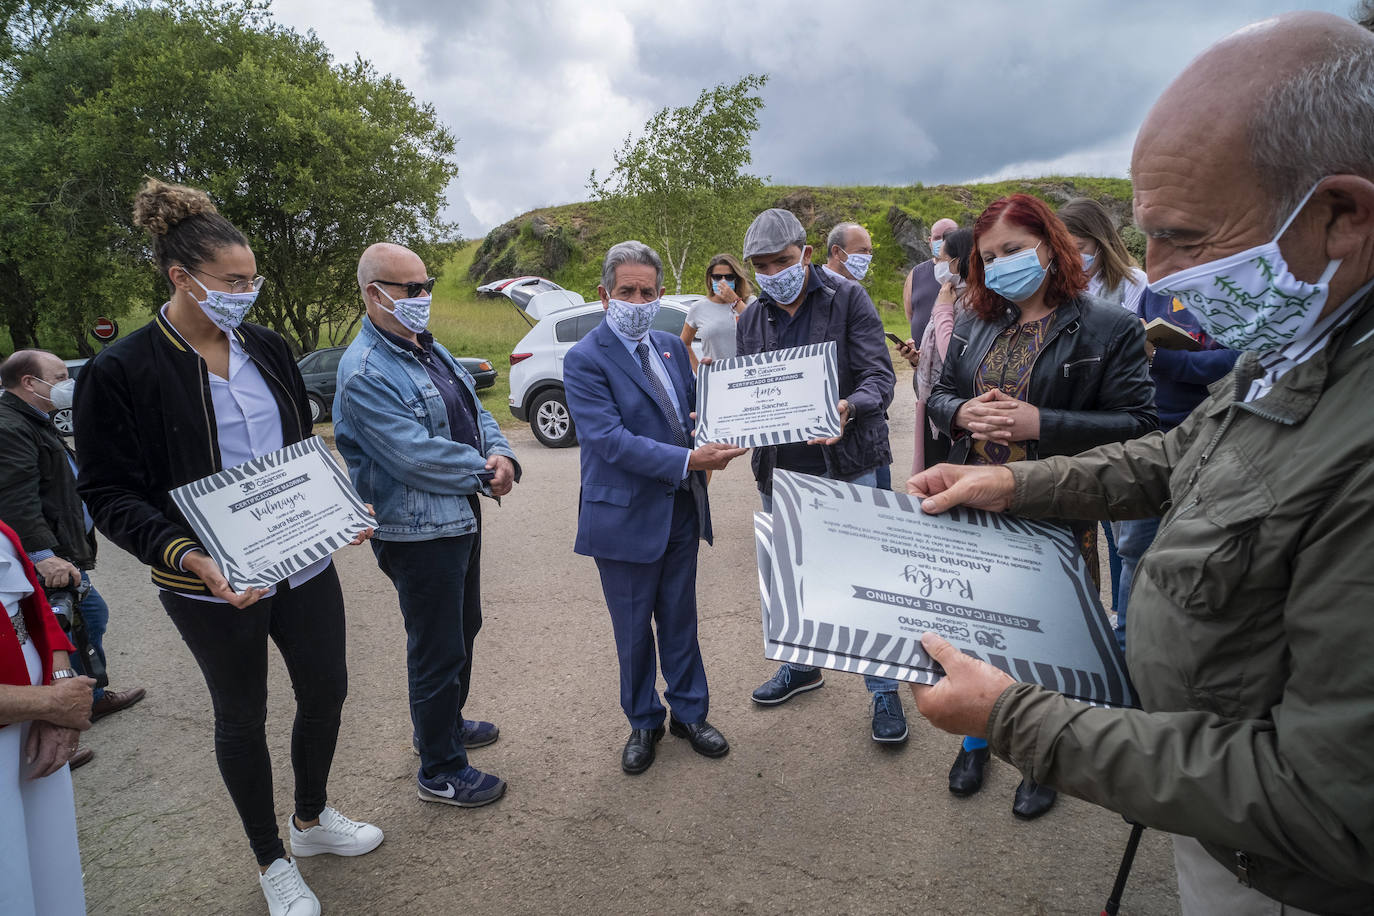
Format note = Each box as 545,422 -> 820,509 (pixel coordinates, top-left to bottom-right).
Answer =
750,677 -> 825,706
417,783 -> 507,808
290,832 -> 384,858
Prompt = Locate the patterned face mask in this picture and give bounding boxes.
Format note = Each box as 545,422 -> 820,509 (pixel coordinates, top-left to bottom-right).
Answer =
606,297 -> 661,339
190,275 -> 258,331
375,286 -> 432,334
841,250 -> 872,281
1148,182 -> 1342,352
755,253 -> 809,303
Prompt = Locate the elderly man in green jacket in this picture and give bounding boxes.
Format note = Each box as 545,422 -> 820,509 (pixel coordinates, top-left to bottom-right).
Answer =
908,12 -> 1374,916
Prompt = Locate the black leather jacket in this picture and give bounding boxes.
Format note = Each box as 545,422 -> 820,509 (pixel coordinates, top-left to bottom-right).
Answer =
927,294 -> 1158,463
0,391 -> 97,569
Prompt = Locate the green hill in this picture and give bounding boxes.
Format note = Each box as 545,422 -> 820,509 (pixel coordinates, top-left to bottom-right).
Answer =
462,177 -> 1138,321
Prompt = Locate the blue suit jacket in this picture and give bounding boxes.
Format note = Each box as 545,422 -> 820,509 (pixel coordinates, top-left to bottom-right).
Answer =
564,320 -> 712,563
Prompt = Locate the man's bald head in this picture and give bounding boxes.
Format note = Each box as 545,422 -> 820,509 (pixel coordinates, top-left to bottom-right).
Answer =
931,218 -> 959,243
357,243 -> 426,302
1136,13 -> 1374,232
1133,12 -> 1374,305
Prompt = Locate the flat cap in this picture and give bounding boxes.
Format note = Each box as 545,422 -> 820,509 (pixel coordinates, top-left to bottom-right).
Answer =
743,208 -> 807,260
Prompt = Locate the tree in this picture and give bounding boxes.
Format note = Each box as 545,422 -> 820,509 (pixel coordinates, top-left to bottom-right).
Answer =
589,74 -> 767,293
0,0 -> 459,355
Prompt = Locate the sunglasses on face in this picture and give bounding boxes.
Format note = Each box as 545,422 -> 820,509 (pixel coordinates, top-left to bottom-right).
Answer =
372,277 -> 437,298
709,273 -> 738,283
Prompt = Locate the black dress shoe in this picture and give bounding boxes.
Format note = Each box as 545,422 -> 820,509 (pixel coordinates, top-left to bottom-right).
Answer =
948,746 -> 989,796
621,726 -> 664,775
1012,778 -> 1057,819
668,715 -> 729,758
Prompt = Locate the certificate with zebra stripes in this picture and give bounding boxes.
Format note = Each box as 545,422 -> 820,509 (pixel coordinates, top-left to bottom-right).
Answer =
170,436 -> 373,593
756,471 -> 1138,709
694,342 -> 841,447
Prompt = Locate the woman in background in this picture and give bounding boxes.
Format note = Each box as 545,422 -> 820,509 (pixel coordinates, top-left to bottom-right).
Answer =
1058,197 -> 1149,312
896,227 -> 973,473
682,253 -> 755,372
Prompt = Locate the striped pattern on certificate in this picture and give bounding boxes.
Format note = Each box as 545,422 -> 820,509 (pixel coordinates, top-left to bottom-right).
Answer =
695,341 -> 841,447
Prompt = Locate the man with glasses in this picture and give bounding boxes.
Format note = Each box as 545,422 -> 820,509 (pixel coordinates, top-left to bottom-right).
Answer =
334,243 -> 520,809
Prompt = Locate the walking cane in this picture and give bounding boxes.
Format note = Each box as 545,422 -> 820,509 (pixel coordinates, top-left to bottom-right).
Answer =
1102,821 -> 1146,916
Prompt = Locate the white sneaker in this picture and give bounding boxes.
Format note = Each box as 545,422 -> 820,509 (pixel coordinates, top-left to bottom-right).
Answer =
289,806 -> 384,857
259,858 -> 320,916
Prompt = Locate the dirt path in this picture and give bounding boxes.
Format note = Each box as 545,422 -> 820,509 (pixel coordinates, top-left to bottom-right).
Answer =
73,370 -> 1178,915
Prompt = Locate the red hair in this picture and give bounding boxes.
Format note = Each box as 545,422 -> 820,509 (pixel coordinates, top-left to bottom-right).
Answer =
966,194 -> 1088,321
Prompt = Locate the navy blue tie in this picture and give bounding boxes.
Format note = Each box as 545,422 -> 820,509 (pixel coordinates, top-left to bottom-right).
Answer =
635,341 -> 688,448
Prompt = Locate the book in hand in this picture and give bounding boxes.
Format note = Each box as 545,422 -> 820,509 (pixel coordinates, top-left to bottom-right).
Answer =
1143,317 -> 1202,351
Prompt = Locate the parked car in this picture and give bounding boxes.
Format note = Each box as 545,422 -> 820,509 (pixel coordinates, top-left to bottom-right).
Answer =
298,346 -> 497,423
477,276 -> 584,321
52,358 -> 89,437
508,296 -> 703,448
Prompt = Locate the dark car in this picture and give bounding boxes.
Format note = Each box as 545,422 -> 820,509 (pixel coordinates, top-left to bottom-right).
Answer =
298,346 -> 497,423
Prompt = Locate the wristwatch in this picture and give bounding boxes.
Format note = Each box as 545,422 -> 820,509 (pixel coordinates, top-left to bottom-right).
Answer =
51,668 -> 78,680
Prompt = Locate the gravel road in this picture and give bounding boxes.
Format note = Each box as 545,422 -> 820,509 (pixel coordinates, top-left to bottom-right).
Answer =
72,369 -> 1178,915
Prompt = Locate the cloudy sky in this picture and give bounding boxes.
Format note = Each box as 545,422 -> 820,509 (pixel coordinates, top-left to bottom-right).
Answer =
270,0 -> 1352,237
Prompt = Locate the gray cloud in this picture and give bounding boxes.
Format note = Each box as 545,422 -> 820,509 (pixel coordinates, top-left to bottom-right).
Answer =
272,0 -> 1352,235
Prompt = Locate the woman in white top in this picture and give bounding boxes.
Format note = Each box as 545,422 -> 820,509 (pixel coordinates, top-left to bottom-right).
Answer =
681,253 -> 756,371
1058,198 -> 1148,313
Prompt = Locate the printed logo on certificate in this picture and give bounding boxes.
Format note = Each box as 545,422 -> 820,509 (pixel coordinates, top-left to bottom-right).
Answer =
170,436 -> 373,593
695,342 -> 841,447
755,471 -> 1137,709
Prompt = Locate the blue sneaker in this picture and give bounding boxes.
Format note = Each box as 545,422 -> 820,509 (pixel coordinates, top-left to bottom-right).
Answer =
412,719 -> 501,755
416,766 -> 507,808
750,664 -> 824,706
871,691 -> 909,744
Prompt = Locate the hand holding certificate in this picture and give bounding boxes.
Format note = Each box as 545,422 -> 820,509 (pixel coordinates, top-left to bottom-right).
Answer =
169,436 -> 375,594
694,342 -> 842,447
755,471 -> 1136,710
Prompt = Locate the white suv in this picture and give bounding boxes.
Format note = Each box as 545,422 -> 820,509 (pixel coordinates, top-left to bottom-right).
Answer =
508,296 -> 702,447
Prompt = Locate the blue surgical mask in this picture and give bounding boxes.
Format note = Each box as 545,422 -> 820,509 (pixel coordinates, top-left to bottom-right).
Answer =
376,286 -> 432,334
607,298 -> 661,339
756,257 -> 808,304
931,239 -> 944,258
1081,253 -> 1096,271
984,245 -> 1048,303
191,275 -> 258,331
842,250 -> 873,281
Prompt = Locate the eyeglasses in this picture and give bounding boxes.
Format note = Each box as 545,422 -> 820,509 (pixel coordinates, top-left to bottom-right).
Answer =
372,277 -> 437,298
195,270 -> 266,295
709,273 -> 738,283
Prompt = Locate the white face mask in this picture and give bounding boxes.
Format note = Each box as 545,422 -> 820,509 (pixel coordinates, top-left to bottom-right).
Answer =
606,298 -> 661,339
190,274 -> 258,331
755,251 -> 809,303
841,250 -> 872,281
375,286 -> 432,334
33,377 -> 76,411
933,261 -> 956,285
1148,182 -> 1342,352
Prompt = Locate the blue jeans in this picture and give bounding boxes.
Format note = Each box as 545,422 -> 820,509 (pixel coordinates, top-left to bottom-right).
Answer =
761,469 -> 898,695
73,572 -> 108,703
1112,517 -> 1161,652
373,531 -> 483,778
1103,522 -> 1122,611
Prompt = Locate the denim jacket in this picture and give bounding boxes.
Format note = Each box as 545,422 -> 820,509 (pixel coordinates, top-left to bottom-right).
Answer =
334,316 -> 519,541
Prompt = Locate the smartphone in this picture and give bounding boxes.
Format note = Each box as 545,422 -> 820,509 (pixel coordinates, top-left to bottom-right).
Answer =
885,332 -> 907,347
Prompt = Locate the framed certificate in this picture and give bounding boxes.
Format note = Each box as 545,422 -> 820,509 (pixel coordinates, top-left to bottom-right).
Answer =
755,470 -> 1137,709
169,436 -> 373,592
694,342 -> 841,447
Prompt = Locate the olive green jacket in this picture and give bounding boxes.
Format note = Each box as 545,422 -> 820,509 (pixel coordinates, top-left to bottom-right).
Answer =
989,288 -> 1374,915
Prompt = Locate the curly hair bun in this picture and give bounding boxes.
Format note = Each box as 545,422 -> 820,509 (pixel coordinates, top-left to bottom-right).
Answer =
132,178 -> 219,237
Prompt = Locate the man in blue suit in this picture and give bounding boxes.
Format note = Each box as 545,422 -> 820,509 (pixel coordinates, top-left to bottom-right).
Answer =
564,241 -> 747,775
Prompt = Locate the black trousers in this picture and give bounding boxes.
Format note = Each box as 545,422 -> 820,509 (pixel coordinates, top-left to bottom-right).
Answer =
161,564 -> 348,866
372,531 -> 483,779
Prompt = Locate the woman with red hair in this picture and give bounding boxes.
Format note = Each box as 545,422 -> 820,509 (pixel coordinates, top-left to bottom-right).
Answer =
922,193 -> 1156,819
